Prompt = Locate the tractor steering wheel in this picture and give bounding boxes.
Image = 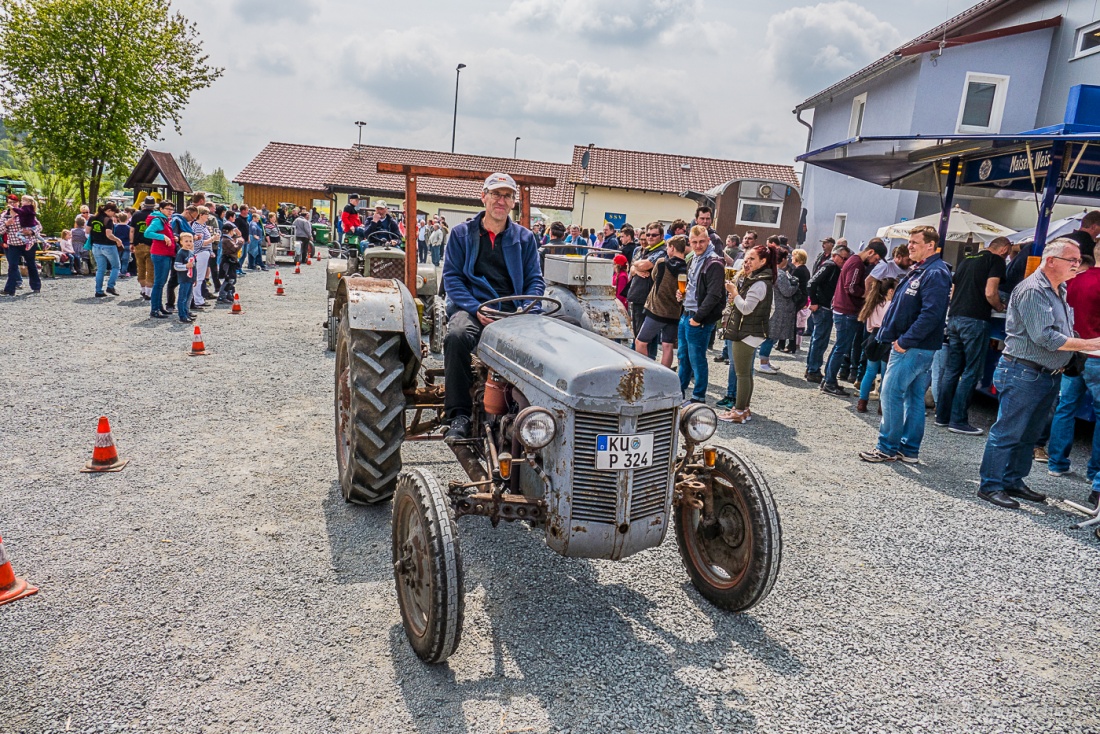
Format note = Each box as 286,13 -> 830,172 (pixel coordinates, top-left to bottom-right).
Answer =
365,231 -> 401,247
477,295 -> 562,320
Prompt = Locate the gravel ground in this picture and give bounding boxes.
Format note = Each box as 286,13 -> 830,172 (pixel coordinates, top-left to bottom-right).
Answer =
2,262 -> 1099,734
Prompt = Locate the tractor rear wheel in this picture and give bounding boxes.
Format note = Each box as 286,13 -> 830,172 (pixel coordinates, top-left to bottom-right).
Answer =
392,469 -> 464,664
334,305 -> 405,504
674,448 -> 781,612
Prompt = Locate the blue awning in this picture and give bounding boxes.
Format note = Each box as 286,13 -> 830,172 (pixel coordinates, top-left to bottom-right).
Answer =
797,132 -> 1100,204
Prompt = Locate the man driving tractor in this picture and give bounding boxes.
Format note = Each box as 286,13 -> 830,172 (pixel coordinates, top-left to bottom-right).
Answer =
441,172 -> 545,442
356,200 -> 402,245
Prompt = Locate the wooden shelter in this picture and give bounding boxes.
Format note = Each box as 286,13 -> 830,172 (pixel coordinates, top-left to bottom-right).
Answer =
123,149 -> 192,209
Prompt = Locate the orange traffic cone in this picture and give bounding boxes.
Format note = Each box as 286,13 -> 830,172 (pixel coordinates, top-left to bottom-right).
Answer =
0,534 -> 38,607
189,325 -> 209,356
315,250 -> 322,261
231,293 -> 242,314
306,255 -> 312,265
294,263 -> 301,275
273,270 -> 282,285
275,283 -> 285,296
81,416 -> 128,472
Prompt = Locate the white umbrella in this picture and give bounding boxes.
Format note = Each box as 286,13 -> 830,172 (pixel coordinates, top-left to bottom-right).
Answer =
877,205 -> 1016,243
1009,211 -> 1086,244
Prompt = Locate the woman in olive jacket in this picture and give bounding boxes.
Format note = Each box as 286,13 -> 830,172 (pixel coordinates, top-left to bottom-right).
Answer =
717,244 -> 777,423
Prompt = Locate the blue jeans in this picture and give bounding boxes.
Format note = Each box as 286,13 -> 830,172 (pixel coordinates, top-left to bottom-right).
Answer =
678,314 -> 715,402
979,357 -> 1061,493
1047,358 -> 1100,490
758,338 -> 775,359
3,245 -> 40,294
119,246 -> 131,274
935,316 -> 990,426
176,281 -> 193,321
805,308 -> 833,374
824,312 -> 859,385
859,360 -> 884,401
93,244 -> 121,293
151,254 -> 173,315
430,245 -> 442,266
876,347 -> 935,459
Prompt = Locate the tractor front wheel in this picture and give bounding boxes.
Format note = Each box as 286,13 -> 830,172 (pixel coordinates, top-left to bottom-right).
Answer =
674,448 -> 781,612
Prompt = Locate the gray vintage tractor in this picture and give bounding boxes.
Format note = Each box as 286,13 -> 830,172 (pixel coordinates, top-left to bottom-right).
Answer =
333,267 -> 783,663
325,231 -> 446,354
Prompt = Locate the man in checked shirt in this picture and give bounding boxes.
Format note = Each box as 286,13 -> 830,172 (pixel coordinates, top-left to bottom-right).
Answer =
977,238 -> 1100,509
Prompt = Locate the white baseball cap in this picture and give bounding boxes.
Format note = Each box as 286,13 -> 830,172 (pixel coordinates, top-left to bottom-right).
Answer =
483,172 -> 518,193
374,200 -> 387,209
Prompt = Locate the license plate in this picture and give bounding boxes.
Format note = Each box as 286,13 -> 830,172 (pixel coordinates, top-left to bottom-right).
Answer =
596,433 -> 653,471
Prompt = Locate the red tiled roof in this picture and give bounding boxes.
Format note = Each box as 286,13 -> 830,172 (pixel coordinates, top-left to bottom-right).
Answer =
234,142 -> 349,191
796,0 -> 1019,111
327,145 -> 574,210
568,146 -> 800,194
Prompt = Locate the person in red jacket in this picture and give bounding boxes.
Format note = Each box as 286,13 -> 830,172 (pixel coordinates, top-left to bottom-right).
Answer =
821,240 -> 886,396
340,193 -> 362,244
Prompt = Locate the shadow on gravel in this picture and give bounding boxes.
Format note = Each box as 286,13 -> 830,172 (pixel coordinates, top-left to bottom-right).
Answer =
73,296 -> 107,304
388,539 -> 795,733
881,456 -> 1100,551
322,480 -> 393,585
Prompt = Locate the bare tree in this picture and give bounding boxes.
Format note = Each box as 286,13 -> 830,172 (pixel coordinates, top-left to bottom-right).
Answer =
177,150 -> 205,190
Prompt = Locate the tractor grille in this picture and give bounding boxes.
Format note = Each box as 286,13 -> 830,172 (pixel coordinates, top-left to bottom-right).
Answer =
571,409 -> 677,524
629,410 -> 676,520
572,412 -> 621,523
369,258 -> 404,280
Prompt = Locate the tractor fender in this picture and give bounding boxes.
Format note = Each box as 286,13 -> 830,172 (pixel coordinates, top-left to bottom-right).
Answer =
334,276 -> 422,386
326,258 -> 348,296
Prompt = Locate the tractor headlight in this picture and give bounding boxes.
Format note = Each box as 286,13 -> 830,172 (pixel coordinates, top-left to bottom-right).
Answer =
516,407 -> 557,449
680,403 -> 717,443
416,274 -> 426,289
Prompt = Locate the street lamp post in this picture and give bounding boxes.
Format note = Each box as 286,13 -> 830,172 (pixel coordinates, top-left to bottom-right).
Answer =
514,136 -> 521,158
354,121 -> 366,157
451,63 -> 466,154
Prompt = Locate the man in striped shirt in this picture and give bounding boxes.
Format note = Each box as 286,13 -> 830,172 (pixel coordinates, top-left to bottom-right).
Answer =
977,238 -> 1100,509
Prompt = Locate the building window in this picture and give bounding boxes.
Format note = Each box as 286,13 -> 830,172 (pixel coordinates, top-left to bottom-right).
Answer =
1075,20 -> 1100,59
848,93 -> 867,138
833,214 -> 847,240
955,72 -> 1009,134
737,199 -> 782,227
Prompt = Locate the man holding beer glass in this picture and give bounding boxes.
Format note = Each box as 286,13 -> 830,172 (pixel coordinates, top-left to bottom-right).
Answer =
676,225 -> 727,404
633,235 -> 688,368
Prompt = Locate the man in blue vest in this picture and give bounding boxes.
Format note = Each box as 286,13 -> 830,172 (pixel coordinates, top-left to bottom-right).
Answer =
441,173 -> 544,441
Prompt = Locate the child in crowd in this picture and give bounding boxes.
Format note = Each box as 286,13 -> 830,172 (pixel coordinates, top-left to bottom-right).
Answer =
70,216 -> 88,274
613,253 -> 629,309
173,232 -> 196,323
58,229 -> 77,270
856,277 -> 898,414
13,195 -> 41,247
216,222 -> 240,303
113,211 -> 132,278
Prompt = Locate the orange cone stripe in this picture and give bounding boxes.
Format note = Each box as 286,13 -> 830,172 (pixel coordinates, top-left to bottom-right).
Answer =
0,540 -> 13,586
0,535 -> 39,606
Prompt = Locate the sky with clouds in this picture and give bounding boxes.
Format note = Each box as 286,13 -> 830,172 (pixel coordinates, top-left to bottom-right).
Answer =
158,0 -> 964,179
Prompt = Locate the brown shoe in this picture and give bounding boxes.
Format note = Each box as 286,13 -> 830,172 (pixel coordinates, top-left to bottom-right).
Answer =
856,399 -> 868,413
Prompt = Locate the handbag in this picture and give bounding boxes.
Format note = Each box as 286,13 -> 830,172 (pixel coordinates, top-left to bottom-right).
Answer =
1064,352 -> 1088,377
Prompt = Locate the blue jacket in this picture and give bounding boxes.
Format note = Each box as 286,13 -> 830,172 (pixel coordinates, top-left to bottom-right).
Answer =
360,214 -> 402,244
877,253 -> 952,351
443,212 -> 544,317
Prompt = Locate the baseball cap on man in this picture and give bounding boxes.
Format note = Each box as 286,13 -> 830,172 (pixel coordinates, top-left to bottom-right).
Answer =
374,200 -> 387,209
483,172 -> 518,193
821,237 -> 836,244
349,193 -> 360,200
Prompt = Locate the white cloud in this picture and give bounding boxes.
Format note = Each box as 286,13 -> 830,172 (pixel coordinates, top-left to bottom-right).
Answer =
764,2 -> 903,96
506,0 -> 701,44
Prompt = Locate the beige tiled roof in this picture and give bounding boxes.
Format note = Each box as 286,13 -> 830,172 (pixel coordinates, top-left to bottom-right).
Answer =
327,145 -> 574,210
233,142 -> 350,192
568,146 -> 800,194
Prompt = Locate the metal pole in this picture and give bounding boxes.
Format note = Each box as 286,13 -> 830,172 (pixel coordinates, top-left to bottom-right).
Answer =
451,64 -> 465,154
514,137 -> 520,158
355,121 -> 366,157
937,157 -> 959,248
1032,141 -> 1066,259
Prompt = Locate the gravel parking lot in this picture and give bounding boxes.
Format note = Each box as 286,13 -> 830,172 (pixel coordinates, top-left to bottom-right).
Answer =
2,263 -> 1099,734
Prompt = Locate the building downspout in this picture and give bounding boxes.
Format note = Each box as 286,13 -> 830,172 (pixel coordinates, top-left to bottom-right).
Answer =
794,108 -> 813,177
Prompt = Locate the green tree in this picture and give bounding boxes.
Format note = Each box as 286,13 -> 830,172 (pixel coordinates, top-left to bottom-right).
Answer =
0,0 -> 222,207
200,167 -> 231,201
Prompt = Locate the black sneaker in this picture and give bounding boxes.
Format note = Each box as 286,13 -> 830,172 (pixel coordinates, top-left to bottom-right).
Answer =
106,287 -> 119,295
163,307 -> 175,314
141,293 -> 151,301
150,311 -> 169,319
95,291 -> 107,298
821,382 -> 850,397
837,370 -> 850,382
859,448 -> 896,463
948,423 -> 984,436
805,371 -> 823,384
444,415 -> 472,444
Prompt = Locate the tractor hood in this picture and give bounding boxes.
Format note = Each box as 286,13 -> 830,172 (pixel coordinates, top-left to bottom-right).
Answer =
477,315 -> 682,413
